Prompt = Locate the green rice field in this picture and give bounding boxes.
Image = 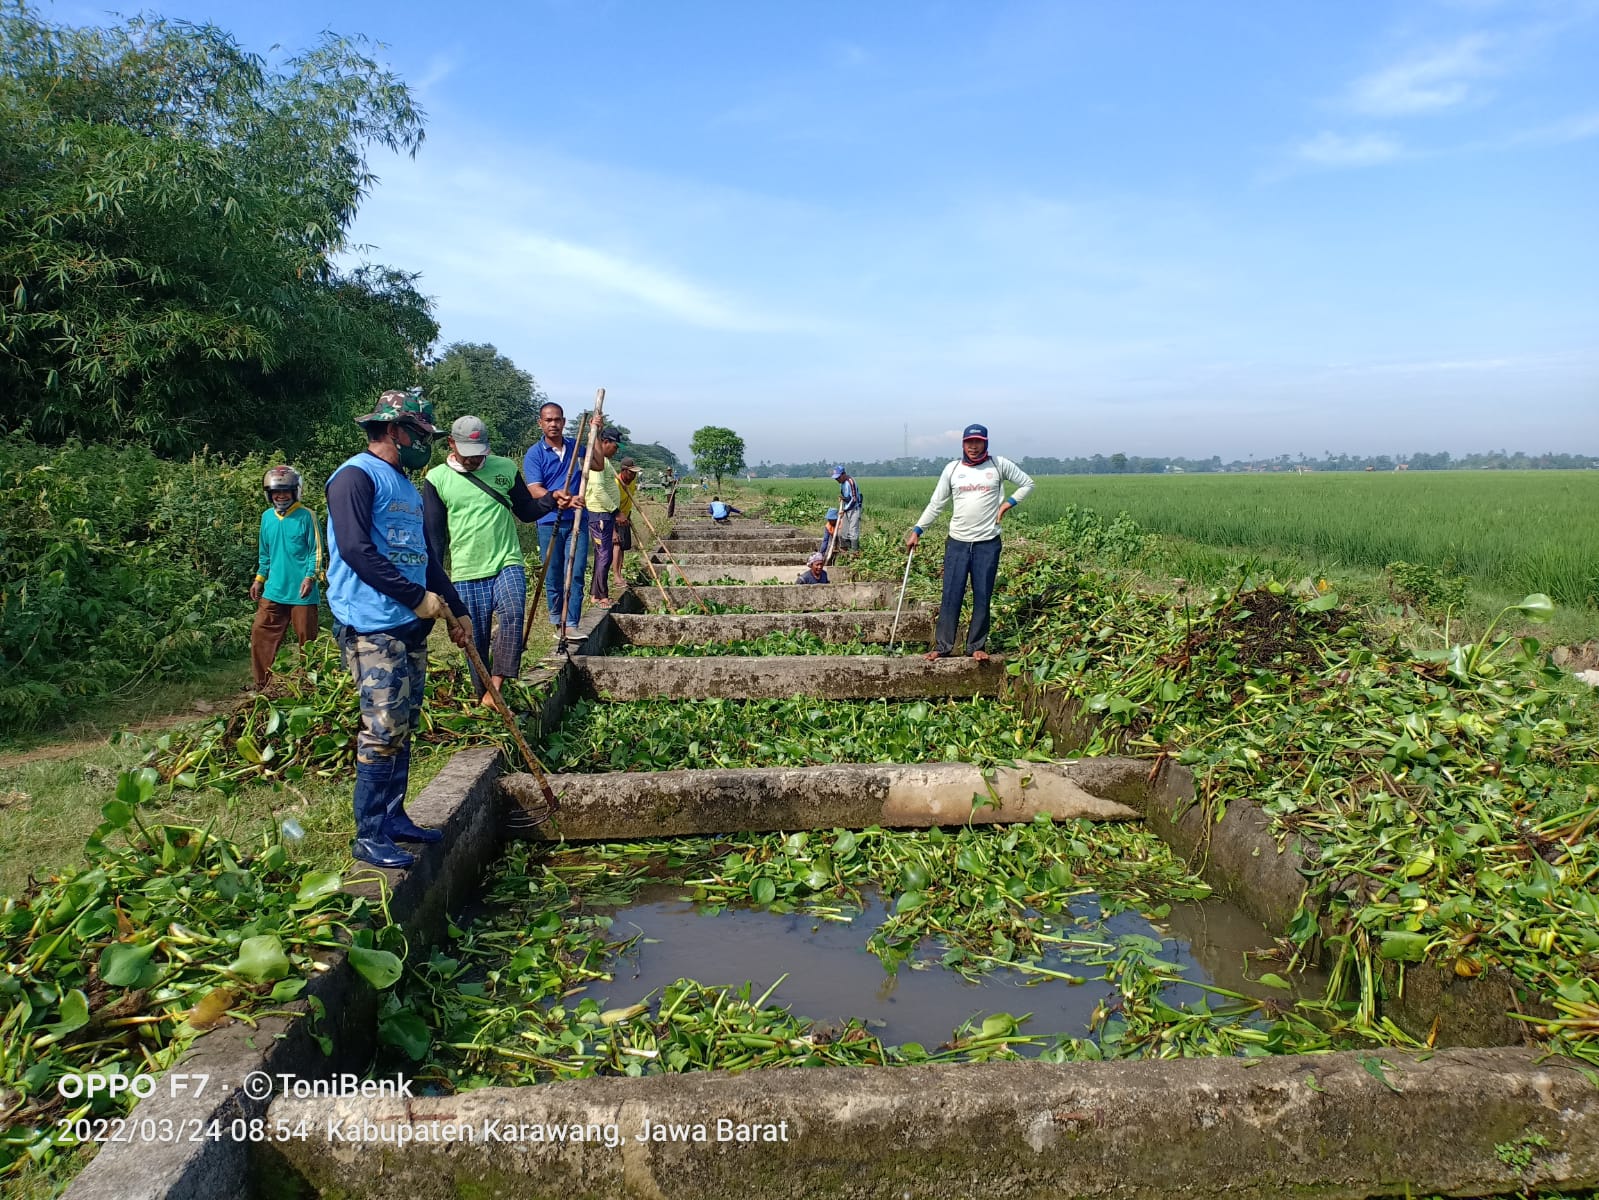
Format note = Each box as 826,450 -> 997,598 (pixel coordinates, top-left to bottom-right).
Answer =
756,471 -> 1599,608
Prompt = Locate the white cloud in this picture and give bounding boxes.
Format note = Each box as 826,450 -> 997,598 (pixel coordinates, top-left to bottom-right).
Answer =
1294,131 -> 1405,167
1346,34 -> 1500,116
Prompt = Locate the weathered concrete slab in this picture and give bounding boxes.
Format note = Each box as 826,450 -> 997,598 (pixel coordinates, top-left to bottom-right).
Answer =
575,654 -> 1003,701
266,1048 -> 1599,1199
668,522 -> 801,538
652,552 -> 820,566
654,583 -> 899,612
653,538 -> 821,556
63,748 -> 509,1200
611,610 -> 932,647
505,761 -> 1137,838
667,563 -> 852,585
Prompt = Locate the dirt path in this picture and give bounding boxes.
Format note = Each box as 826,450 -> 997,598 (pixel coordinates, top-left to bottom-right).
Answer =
0,698 -> 238,770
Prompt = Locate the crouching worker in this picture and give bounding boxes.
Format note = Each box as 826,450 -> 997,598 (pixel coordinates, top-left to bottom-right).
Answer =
327,390 -> 470,870
250,465 -> 323,689
820,508 -> 839,558
709,496 -> 742,524
798,552 -> 829,585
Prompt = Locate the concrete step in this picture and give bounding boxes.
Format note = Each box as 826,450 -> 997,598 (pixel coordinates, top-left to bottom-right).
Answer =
667,522 -> 801,538
651,552 -> 827,566
665,564 -> 853,585
574,653 -> 1003,701
611,610 -> 932,647
654,538 -> 822,556
502,760 -> 1138,839
651,583 -> 901,612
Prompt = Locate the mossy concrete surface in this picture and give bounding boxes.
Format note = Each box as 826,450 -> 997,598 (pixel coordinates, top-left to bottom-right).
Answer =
666,522 -> 802,538
654,552 -> 829,566
610,610 -> 934,647
503,760 -> 1139,840
652,538 -> 822,556
666,563 -> 854,584
575,654 -> 1004,701
264,1048 -> 1599,1199
653,583 -> 900,611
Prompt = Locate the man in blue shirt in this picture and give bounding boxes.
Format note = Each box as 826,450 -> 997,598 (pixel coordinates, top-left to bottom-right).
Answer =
831,466 -> 863,552
709,496 -> 742,524
522,401 -> 589,635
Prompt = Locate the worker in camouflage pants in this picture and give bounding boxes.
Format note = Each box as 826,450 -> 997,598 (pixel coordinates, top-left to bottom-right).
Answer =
325,389 -> 469,869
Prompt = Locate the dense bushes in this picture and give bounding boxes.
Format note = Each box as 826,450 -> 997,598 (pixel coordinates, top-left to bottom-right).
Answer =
0,438 -> 323,739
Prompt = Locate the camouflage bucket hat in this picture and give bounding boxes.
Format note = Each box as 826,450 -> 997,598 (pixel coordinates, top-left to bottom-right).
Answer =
354,388 -> 439,434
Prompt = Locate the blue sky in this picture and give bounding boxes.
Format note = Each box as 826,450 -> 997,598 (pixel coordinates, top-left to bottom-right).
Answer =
58,0 -> 1599,463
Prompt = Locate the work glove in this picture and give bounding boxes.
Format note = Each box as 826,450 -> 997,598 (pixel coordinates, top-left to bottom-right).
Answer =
411,591 -> 451,621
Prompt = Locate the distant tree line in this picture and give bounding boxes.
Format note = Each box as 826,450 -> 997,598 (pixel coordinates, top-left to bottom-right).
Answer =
751,449 -> 1598,478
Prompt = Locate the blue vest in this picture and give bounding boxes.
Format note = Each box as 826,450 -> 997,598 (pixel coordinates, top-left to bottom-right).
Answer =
325,453 -> 427,633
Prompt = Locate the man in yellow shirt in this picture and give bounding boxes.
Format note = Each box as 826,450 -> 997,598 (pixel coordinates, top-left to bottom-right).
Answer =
584,426 -> 623,606
610,456 -> 640,596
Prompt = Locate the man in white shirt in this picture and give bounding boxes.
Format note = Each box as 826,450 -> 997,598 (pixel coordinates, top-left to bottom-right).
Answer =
904,423 -> 1034,662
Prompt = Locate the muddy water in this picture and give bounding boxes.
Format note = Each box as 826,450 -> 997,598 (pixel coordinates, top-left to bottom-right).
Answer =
576,886 -> 1324,1053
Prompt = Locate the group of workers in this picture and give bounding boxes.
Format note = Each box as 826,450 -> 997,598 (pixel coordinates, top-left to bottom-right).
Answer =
249,392 -> 1031,869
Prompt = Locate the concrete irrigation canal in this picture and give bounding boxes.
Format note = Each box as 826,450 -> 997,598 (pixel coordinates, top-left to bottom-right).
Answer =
67,519 -> 1599,1200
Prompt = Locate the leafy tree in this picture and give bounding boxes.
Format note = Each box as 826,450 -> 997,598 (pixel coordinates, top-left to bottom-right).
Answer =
689,426 -> 746,490
624,441 -> 685,476
1110,452 -> 1128,473
0,5 -> 436,456
421,343 -> 546,456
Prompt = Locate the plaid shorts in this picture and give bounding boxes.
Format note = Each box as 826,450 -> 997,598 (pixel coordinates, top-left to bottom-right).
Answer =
454,564 -> 526,691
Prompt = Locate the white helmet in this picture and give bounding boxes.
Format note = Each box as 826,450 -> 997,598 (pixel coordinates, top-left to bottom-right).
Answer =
262,465 -> 302,503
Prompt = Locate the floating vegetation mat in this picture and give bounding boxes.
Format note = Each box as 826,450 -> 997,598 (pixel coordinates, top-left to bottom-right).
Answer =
542,697 -> 1053,773
387,820 -> 1342,1091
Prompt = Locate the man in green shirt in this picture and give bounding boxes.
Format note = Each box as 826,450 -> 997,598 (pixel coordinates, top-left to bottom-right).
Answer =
250,465 -> 323,688
584,426 -> 623,606
422,416 -> 559,701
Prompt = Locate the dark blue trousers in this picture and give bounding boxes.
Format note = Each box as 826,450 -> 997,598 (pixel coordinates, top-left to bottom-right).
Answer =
935,535 -> 1001,654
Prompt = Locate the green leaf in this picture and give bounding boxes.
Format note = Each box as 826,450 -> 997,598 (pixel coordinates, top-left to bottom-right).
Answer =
1302,590 -> 1339,612
269,978 -> 307,1002
100,800 -> 134,830
1377,930 -> 1429,963
750,878 -> 777,906
231,934 -> 290,982
378,1009 -> 432,1060
1256,972 -> 1293,991
295,870 -> 344,906
349,946 -> 403,990
46,989 -> 91,1038
1515,593 -> 1554,621
99,942 -> 158,988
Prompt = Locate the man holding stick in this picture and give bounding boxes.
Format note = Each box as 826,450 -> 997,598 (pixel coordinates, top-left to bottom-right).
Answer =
522,401 -> 589,637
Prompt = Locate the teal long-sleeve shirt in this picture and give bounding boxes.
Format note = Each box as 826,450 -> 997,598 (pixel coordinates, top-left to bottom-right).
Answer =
255,503 -> 324,605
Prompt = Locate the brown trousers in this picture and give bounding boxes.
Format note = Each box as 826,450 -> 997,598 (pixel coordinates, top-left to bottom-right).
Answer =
250,599 -> 320,685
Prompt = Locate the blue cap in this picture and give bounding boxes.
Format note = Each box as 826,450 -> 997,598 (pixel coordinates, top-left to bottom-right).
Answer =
826,507 -> 838,519
830,465 -> 845,478
962,424 -> 988,441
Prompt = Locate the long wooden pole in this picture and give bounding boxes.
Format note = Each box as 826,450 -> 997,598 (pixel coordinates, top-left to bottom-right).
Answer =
625,488 -> 675,613
627,496 -> 714,614
556,388 -> 605,653
445,613 -> 559,827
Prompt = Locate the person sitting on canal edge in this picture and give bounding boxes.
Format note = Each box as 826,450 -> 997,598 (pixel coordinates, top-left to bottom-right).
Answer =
249,464 -> 323,690
831,465 -> 863,552
709,496 -> 742,524
904,422 -> 1034,664
585,426 -> 624,607
798,552 -> 829,585
326,389 -> 471,870
819,507 -> 839,558
421,415 -> 557,704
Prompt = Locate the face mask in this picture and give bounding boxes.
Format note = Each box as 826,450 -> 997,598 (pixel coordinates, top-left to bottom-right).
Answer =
271,495 -> 294,512
395,430 -> 434,471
